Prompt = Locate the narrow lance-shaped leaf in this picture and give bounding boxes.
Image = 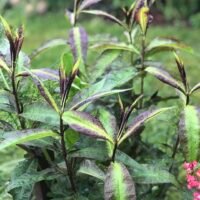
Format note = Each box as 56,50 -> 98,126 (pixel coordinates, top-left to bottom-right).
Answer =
0,58 -> 11,74
136,6 -> 149,35
68,27 -> 88,74
0,129 -> 57,150
119,107 -> 171,145
130,0 -> 146,26
91,42 -> 139,55
30,38 -> 66,59
81,10 -> 127,29
98,108 -> 118,157
190,82 -> 200,94
174,52 -> 188,90
90,50 -> 120,82
33,77 -> 59,113
145,66 -> 185,94
70,89 -> 131,111
62,111 -> 113,143
65,10 -> 75,26
0,16 -> 13,42
145,38 -> 193,56
78,0 -> 102,11
17,68 -> 59,81
78,159 -> 105,181
179,106 -> 200,161
104,162 -> 136,200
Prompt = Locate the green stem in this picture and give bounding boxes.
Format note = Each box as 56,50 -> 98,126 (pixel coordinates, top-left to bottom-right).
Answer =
139,35 -> 146,108
111,142 -> 118,162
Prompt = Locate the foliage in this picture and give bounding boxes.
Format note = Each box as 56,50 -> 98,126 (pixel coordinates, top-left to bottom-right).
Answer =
0,0 -> 199,199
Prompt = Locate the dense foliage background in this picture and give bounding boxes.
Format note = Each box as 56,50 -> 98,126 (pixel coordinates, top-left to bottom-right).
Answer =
0,0 -> 200,200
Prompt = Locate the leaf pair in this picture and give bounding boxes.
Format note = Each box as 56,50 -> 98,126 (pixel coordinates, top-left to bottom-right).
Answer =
145,53 -> 200,104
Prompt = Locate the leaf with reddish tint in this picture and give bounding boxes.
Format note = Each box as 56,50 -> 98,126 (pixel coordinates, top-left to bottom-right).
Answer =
118,107 -> 171,145
104,162 -> 136,200
33,78 -> 59,113
65,10 -> 75,26
17,68 -> 59,81
145,66 -> 185,94
78,0 -> 102,11
68,27 -> 88,74
174,53 -> 187,90
62,110 -> 113,143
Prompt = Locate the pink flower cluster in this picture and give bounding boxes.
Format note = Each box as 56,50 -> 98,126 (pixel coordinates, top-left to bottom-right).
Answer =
183,161 -> 200,200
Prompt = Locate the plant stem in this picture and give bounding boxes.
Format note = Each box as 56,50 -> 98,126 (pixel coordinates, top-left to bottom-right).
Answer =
11,61 -> 25,129
111,142 -> 118,162
60,115 -> 76,193
139,35 -> 146,108
169,135 -> 180,173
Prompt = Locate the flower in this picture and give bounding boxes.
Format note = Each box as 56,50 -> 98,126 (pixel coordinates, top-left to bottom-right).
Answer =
193,192 -> 200,200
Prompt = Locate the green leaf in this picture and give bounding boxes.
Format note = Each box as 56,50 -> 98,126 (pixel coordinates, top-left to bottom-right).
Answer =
104,162 -> 136,200
61,52 -> 74,76
70,89 -> 130,111
68,67 -> 137,110
68,27 -> 88,74
119,107 -> 171,145
62,111 -> 113,142
64,129 -> 80,149
190,82 -> 200,94
116,151 -> 178,185
0,129 -> 57,150
137,6 -> 149,34
90,50 -> 120,82
70,144 -> 108,161
145,38 -> 193,56
91,42 -> 139,55
78,0 -> 102,11
98,108 -> 117,157
131,164 -> 178,185
30,38 -> 66,59
179,105 -> 200,161
78,159 -> 105,181
20,103 -> 60,126
0,90 -> 15,113
0,58 -> 11,73
145,66 -> 185,94
7,159 -> 60,200
33,76 -> 60,113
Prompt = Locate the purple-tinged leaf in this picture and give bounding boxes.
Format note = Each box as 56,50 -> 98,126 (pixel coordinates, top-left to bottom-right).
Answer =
104,162 -> 136,200
68,27 -> 88,74
62,111 -> 113,143
33,77 -> 59,113
81,10 -> 127,29
17,68 -> 59,81
179,106 -> 200,161
145,66 -> 186,94
119,107 -> 171,145
78,0 -> 102,11
174,52 -> 188,90
70,89 -> 130,111
190,82 -> 200,94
